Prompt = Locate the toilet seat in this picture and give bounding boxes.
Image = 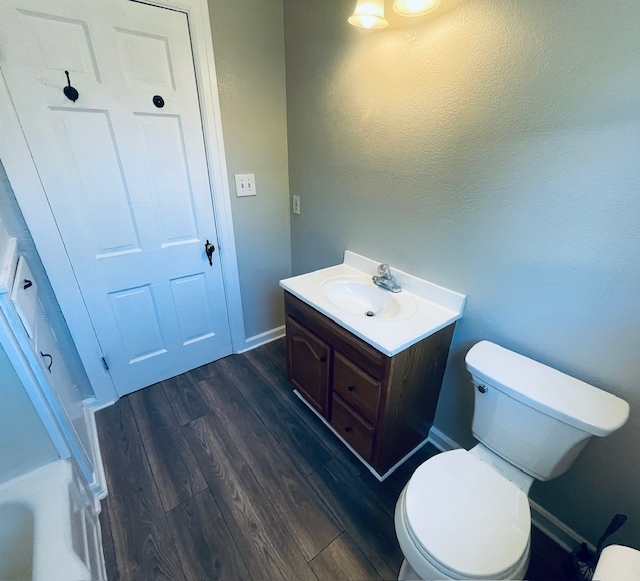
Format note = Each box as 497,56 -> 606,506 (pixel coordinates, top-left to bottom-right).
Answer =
403,449 -> 531,579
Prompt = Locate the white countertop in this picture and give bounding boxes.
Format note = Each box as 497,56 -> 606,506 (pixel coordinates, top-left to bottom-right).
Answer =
280,251 -> 466,356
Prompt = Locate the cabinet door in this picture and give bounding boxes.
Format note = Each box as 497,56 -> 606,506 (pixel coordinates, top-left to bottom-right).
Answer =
286,316 -> 331,417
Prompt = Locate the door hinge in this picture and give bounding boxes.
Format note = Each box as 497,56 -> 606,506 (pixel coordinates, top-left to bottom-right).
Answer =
102,356 -> 109,371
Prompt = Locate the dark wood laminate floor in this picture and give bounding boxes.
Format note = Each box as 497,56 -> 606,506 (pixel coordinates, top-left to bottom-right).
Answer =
97,338 -> 571,581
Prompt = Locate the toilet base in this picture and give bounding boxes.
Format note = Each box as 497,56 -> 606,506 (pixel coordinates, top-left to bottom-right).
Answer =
398,557 -> 530,581
398,559 -> 422,580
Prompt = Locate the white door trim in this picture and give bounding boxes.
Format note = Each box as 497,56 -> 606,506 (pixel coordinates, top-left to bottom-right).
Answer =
0,0 -> 245,406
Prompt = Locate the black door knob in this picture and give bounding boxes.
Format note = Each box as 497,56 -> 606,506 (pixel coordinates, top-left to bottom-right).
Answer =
205,240 -> 215,266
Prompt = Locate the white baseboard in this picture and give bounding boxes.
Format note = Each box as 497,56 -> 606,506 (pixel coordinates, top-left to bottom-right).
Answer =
82,398 -> 108,500
528,499 -> 594,553
86,397 -> 118,412
427,425 -> 587,554
427,425 -> 463,452
236,325 -> 285,354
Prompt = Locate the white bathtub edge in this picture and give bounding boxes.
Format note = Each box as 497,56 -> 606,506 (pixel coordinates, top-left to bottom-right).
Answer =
0,459 -> 102,581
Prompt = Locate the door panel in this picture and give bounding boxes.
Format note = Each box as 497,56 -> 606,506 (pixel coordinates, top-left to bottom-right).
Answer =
0,0 -> 233,395
135,114 -> 199,244
108,285 -> 167,364
55,108 -> 143,256
20,10 -> 101,81
170,274 -> 216,345
115,28 -> 175,89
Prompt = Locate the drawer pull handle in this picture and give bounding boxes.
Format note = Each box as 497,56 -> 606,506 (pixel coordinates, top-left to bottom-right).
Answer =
23,279 -> 33,290
320,356 -> 327,363
348,385 -> 355,392
40,351 -> 53,373
344,426 -> 352,433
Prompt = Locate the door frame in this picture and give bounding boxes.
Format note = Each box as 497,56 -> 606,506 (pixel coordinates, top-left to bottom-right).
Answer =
0,0 -> 245,406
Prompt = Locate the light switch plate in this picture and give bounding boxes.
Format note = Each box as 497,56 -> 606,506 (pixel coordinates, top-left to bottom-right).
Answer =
235,174 -> 256,197
292,195 -> 300,215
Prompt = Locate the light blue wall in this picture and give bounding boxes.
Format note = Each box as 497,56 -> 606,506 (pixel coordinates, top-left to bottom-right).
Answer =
0,336 -> 59,485
0,159 -> 86,483
0,161 -> 94,400
0,162 -> 62,482
284,0 -> 640,545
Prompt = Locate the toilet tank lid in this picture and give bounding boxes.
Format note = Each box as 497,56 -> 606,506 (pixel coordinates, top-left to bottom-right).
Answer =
465,341 -> 629,437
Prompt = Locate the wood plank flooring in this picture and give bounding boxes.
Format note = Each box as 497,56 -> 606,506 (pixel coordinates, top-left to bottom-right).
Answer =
97,338 -> 571,580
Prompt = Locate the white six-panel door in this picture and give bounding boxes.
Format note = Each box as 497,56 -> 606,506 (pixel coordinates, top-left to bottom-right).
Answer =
0,0 -> 233,395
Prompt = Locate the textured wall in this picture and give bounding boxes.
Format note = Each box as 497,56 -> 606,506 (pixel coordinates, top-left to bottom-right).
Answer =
208,0 -> 292,340
284,0 -> 640,545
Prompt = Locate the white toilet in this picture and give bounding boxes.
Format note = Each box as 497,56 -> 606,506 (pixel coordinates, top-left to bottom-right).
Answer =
395,340 -> 630,581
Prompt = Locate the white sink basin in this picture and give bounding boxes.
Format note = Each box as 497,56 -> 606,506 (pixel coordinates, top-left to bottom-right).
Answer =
321,276 -> 417,321
280,251 -> 466,356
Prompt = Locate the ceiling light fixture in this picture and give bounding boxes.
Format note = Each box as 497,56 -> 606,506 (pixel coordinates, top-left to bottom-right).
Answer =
392,0 -> 441,17
348,0 -> 389,29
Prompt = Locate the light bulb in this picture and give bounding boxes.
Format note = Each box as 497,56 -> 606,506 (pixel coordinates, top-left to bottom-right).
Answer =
393,0 -> 441,17
348,0 -> 389,29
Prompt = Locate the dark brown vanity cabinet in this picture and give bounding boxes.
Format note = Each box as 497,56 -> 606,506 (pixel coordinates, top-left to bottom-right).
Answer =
284,291 -> 455,477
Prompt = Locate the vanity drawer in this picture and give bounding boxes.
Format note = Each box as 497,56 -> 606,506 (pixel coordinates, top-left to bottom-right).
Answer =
333,351 -> 380,424
331,394 -> 374,462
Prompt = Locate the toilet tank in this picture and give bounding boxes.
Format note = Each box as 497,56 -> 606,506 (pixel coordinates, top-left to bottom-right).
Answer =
465,341 -> 629,481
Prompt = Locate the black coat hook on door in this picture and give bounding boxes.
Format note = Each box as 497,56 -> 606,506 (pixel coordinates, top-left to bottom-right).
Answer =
63,70 -> 79,102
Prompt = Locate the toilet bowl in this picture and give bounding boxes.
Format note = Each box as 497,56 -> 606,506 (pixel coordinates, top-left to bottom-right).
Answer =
395,341 -> 630,581
395,449 -> 531,580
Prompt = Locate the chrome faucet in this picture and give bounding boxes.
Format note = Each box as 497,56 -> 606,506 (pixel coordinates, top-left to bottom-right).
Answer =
372,263 -> 402,293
